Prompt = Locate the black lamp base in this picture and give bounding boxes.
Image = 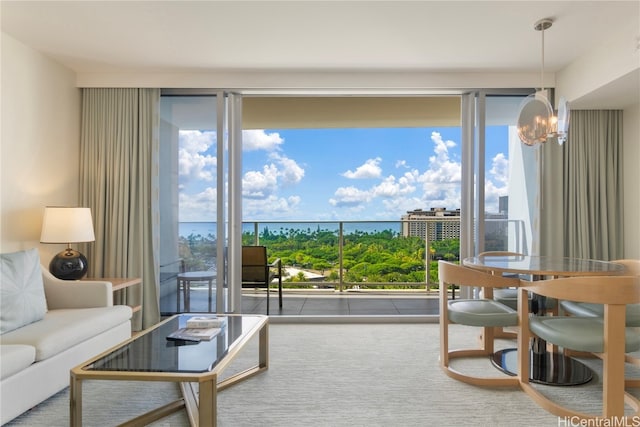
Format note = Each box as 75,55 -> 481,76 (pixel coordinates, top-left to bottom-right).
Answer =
49,248 -> 88,280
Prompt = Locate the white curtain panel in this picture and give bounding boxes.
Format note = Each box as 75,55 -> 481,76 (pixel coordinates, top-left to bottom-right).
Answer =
563,110 -> 624,260
79,88 -> 161,330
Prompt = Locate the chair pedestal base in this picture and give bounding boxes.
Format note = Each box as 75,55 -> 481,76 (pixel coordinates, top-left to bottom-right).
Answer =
491,348 -> 593,386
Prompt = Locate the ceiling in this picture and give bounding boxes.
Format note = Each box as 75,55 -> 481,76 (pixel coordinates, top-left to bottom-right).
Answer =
1,1 -> 638,107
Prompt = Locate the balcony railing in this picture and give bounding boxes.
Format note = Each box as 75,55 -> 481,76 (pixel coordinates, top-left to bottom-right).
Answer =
176,219 -> 525,293
243,220 -> 431,292
158,219 -> 528,314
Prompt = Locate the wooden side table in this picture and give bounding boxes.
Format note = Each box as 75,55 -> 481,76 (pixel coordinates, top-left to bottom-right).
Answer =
104,277 -> 143,314
83,277 -> 142,329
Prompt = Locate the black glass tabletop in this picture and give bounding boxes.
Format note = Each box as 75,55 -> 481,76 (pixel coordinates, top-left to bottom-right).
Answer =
84,314 -> 261,373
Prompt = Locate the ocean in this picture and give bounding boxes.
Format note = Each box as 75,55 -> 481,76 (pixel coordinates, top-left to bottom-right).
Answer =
179,221 -> 402,239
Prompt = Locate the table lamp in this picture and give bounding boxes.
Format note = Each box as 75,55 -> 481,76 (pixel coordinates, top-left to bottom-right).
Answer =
40,207 -> 95,280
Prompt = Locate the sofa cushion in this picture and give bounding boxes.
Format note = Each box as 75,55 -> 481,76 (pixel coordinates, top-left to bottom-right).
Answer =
0,305 -> 132,361
0,249 -> 47,334
0,345 -> 36,380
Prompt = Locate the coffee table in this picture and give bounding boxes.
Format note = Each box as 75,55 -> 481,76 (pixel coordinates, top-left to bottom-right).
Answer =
70,314 -> 268,427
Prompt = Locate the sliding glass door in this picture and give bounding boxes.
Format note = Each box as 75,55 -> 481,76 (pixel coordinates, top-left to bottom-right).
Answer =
156,89 -> 540,312
462,91 -> 539,261
158,91 -> 242,314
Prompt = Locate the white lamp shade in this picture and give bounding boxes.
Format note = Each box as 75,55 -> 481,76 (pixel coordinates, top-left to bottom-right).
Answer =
40,207 -> 95,244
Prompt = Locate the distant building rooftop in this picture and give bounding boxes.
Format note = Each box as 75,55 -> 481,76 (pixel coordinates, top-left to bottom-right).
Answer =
401,207 -> 461,240
404,207 -> 461,217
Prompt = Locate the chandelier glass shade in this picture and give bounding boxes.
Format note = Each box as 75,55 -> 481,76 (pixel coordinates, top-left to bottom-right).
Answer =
516,18 -> 569,146
517,91 -> 554,146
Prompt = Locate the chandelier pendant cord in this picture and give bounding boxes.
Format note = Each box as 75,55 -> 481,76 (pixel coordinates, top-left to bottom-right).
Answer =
540,26 -> 545,92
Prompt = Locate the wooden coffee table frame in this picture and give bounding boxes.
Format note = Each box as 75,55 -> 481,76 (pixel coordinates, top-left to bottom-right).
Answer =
70,315 -> 268,427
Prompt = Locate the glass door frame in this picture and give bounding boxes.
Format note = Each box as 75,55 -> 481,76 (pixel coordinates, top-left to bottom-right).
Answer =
159,89 -> 243,314
227,93 -> 243,313
460,89 -> 536,298
163,88 -> 544,308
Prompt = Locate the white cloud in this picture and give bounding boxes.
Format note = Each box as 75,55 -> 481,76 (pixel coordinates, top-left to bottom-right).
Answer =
181,130 -> 215,153
271,153 -> 305,185
378,131 -> 462,212
239,131 -> 306,219
489,152 -> 509,186
371,174 -> 416,198
401,170 -> 419,184
243,129 -> 283,151
420,184 -> 461,210
178,187 -> 217,222
342,157 -> 382,179
381,196 -> 425,214
327,135 -> 459,214
485,179 -> 509,211
243,195 -> 302,219
420,131 -> 461,183
242,153 -> 305,202
329,174 -> 421,214
180,127 -> 511,221
179,130 -> 217,185
329,186 -> 372,207
485,153 -> 509,212
288,195 -> 302,206
243,164 -> 279,199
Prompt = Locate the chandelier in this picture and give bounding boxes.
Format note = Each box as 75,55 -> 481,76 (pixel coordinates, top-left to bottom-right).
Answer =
516,18 -> 570,146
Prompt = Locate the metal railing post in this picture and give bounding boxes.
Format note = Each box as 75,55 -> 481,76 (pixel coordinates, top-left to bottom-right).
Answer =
254,222 -> 259,245
424,226 -> 431,293
339,221 -> 344,292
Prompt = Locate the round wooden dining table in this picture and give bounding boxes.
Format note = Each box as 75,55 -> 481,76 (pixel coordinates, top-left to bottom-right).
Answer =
463,255 -> 625,278
462,254 -> 625,386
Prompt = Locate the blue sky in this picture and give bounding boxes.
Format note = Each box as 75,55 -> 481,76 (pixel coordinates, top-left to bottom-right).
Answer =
178,126 -> 509,222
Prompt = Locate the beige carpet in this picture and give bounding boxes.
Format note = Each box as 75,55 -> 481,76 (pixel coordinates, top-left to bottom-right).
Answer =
5,323 -> 640,426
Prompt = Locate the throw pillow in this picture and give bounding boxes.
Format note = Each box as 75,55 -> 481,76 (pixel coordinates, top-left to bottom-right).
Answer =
0,248 -> 47,334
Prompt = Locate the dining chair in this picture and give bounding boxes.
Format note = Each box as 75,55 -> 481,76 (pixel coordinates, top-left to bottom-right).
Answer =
517,275 -> 640,420
560,259 -> 640,378
241,245 -> 283,315
478,251 -> 557,313
477,251 -> 555,340
560,259 -> 640,322
478,251 -> 524,310
476,251 -> 523,340
438,261 -> 521,386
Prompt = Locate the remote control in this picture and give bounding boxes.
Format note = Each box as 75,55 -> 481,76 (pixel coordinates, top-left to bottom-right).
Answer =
166,335 -> 200,343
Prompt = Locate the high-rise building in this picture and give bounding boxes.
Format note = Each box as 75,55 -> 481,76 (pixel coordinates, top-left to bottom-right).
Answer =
499,196 -> 509,215
401,208 -> 461,241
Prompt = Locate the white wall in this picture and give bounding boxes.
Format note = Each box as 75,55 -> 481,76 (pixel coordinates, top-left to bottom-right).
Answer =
624,103 -> 640,259
77,70 -> 546,91
0,33 -> 81,261
556,15 -> 639,106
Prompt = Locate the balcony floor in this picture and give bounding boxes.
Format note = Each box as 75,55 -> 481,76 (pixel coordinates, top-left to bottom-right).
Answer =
160,288 -> 440,318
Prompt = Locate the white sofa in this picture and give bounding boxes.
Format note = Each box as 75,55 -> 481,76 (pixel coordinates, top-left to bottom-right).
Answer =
0,249 -> 133,425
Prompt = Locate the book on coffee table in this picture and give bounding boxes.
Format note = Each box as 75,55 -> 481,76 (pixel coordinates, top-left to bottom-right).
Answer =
186,316 -> 225,329
167,327 -> 221,342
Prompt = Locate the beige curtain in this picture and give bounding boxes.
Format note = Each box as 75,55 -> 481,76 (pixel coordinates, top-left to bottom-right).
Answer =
563,110 -> 624,260
79,88 -> 161,330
